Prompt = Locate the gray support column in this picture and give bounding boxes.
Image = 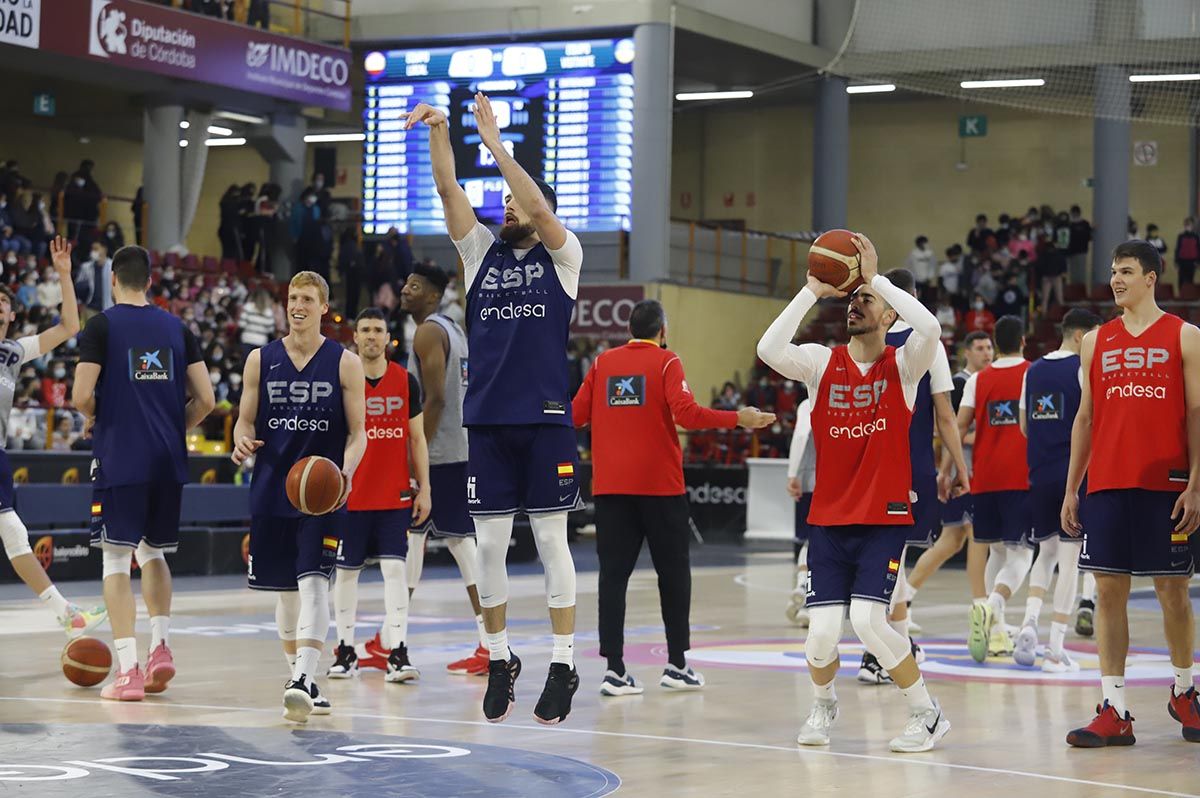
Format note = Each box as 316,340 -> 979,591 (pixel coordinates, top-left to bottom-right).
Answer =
266,112 -> 309,203
1093,64 -> 1130,285
812,75 -> 848,232
142,101 -> 184,252
629,22 -> 672,283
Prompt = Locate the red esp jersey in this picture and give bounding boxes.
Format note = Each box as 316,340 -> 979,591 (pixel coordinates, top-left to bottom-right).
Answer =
971,361 -> 1030,493
808,345 -> 914,526
348,362 -> 414,511
1088,313 -> 1188,493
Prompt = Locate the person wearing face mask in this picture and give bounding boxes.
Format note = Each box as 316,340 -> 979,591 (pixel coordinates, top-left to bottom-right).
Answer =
38,265 -> 64,312
64,160 -> 103,244
965,293 -> 995,335
291,189 -> 331,285
573,299 -> 775,697
306,171 -> 332,216
0,193 -> 32,256
74,240 -> 112,317
103,222 -> 125,253
1175,217 -> 1199,286
16,271 -> 38,309
41,360 -> 69,407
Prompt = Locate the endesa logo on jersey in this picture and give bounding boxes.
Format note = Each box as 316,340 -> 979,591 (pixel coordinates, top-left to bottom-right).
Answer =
480,302 -> 546,321
1101,346 -> 1172,401
828,418 -> 888,439
365,395 -> 407,439
266,380 -> 335,431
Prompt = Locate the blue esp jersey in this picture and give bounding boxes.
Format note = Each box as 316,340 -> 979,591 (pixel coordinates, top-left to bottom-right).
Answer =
1023,352 -> 1081,486
463,232 -> 577,427
251,337 -> 348,518
886,326 -> 936,480
79,305 -> 200,488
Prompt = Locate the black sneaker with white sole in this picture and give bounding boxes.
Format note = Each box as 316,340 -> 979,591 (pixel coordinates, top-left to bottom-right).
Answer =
534,662 -> 580,725
483,652 -> 521,723
326,642 -> 358,679
660,665 -> 705,691
385,644 -> 420,683
283,676 -> 315,723
310,680 -> 331,715
857,652 -> 893,684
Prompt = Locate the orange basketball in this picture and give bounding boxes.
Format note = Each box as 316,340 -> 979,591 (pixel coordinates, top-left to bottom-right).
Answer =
807,229 -> 863,292
62,636 -> 112,687
286,456 -> 345,515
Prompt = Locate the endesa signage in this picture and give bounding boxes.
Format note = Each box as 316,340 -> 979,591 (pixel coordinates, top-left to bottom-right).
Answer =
29,0 -> 351,110
570,284 -> 645,339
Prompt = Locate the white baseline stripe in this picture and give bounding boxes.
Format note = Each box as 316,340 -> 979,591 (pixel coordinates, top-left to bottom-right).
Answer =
0,696 -> 1195,798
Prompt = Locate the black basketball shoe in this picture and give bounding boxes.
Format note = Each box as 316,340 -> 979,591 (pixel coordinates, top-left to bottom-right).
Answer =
483,651 -> 522,723
534,662 -> 580,725
326,641 -> 358,679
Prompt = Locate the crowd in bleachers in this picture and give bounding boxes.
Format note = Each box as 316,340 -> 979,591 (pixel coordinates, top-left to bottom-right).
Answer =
149,0 -> 271,28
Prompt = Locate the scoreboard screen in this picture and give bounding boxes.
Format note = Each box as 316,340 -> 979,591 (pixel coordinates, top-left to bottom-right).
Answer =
361,36 -> 635,236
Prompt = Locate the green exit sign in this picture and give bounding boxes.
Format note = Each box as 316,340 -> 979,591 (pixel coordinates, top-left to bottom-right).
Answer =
33,92 -> 55,117
959,114 -> 987,137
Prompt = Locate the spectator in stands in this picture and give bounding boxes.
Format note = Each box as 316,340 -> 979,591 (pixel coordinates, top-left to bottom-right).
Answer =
48,171 -> 67,229
8,181 -> 39,251
7,403 -> 38,450
292,189 -> 331,282
306,170 -> 332,216
993,272 -> 1026,319
239,287 -> 277,359
218,184 -> 243,259
0,160 -> 22,203
745,375 -> 777,411
337,228 -> 364,318
74,240 -> 111,316
252,183 -> 281,274
905,235 -> 937,294
716,381 -> 741,411
0,193 -> 32,255
63,160 -> 103,245
1008,225 -> 1036,261
132,186 -> 144,246
934,291 -> 958,341
38,264 -> 64,311
994,214 -> 1012,249
102,221 -> 124,254
237,183 -> 256,260
974,266 -> 999,306
1175,217 -> 1199,285
247,0 -> 268,28
939,245 -> 963,300
16,271 -> 38,309
24,192 -> 54,256
965,292 -> 996,335
50,414 -> 77,451
1053,210 -> 1072,253
1146,224 -> 1168,260
384,226 -> 415,285
1037,236 -> 1067,312
966,213 -> 994,255
440,272 -> 466,327
41,360 -> 69,408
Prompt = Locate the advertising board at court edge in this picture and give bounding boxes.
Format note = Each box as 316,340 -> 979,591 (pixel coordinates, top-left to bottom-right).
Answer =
9,0 -> 351,111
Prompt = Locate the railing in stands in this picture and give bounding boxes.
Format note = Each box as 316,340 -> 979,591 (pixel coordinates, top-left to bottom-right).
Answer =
672,219 -> 818,297
160,0 -> 352,47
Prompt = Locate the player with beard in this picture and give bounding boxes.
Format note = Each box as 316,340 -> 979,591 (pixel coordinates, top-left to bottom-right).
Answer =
404,93 -> 583,724
758,234 -> 950,753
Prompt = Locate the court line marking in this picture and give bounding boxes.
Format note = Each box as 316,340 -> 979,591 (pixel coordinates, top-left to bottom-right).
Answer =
2,695 -> 1196,798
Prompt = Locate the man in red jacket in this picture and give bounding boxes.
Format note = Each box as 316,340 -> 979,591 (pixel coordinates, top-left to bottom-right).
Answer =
573,299 -> 773,696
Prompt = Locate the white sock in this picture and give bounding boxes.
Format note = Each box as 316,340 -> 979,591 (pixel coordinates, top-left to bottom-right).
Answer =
381,559 -> 409,651
1101,675 -> 1127,715
475,614 -> 487,649
114,637 -> 138,673
900,677 -> 935,712
551,633 -> 574,667
1022,597 -> 1042,629
486,629 -> 509,662
1174,665 -> 1195,695
149,616 -> 169,649
39,585 -> 70,621
988,591 -> 1006,619
1049,622 -> 1067,658
812,678 -> 836,702
292,646 -> 320,683
285,652 -> 297,669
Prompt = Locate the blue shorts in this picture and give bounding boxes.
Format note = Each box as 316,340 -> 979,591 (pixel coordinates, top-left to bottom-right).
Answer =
806,524 -> 909,607
0,450 -> 14,513
1029,478 -> 1085,542
794,493 -> 813,543
907,474 -> 941,546
89,482 -> 184,552
338,508 -> 412,569
248,514 -> 341,590
941,493 -> 973,527
411,461 -> 475,538
1079,489 -> 1195,577
971,490 -> 1031,545
467,425 -> 579,516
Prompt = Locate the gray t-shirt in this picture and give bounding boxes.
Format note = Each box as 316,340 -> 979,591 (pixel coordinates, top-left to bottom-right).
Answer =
410,314 -> 469,465
0,337 -> 41,445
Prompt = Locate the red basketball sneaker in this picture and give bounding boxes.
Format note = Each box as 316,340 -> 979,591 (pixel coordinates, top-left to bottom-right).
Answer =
355,633 -> 389,671
447,645 -> 490,676
1167,687 -> 1200,742
1066,701 -> 1135,747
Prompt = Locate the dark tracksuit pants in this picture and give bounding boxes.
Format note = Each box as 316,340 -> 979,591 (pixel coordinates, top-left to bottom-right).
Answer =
595,493 -> 692,667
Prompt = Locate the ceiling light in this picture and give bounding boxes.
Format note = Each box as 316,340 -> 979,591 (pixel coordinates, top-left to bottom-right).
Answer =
205,137 -> 247,147
179,139 -> 189,147
846,83 -> 895,94
960,78 -> 1045,89
213,110 -> 267,125
207,125 -> 234,136
675,90 -> 754,101
304,132 -> 366,143
1129,73 -> 1200,83
179,120 -> 190,129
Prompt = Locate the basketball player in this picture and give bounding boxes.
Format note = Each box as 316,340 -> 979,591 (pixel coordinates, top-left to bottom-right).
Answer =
0,237 -> 105,638
785,396 -> 814,628
74,245 -> 215,701
405,93 -> 582,725
1063,241 -> 1200,746
1013,308 -> 1101,672
328,308 -> 430,683
399,264 -> 490,675
232,271 -> 367,723
856,268 -> 968,685
907,331 -> 993,630
958,316 -> 1032,663
758,234 -> 951,753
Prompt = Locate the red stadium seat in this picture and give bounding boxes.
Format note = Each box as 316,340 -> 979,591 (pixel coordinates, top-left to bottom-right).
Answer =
1156,282 -> 1176,301
1180,283 -> 1200,301
1064,283 -> 1086,302
1088,284 -> 1111,302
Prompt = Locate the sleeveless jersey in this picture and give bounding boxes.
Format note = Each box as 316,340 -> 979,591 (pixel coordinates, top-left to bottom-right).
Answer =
251,337 -> 348,518
1089,313 -> 1188,493
93,305 -> 191,487
410,314 -> 469,464
886,327 -> 935,480
1024,353 -> 1081,486
349,362 -> 413,511
464,240 -> 574,427
0,337 -> 36,446
808,345 -> 914,526
971,361 -> 1030,493
952,368 -> 974,472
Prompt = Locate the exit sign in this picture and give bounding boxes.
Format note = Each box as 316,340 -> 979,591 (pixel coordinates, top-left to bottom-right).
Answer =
959,114 -> 987,137
33,92 -> 55,117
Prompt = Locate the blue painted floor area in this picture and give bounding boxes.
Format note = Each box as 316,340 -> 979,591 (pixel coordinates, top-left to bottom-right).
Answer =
0,724 -> 621,797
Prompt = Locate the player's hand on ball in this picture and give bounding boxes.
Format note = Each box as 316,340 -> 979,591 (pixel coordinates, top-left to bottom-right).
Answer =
232,436 -> 264,465
851,233 -> 879,283
805,273 -> 848,300
786,477 -> 802,500
1171,487 -> 1200,535
400,103 -> 447,130
413,488 -> 432,526
472,93 -> 504,153
1061,492 -> 1082,537
737,407 -> 775,430
49,236 -> 73,276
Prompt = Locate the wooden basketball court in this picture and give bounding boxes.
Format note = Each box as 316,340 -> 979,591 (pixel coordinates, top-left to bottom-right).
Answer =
0,545 -> 1197,797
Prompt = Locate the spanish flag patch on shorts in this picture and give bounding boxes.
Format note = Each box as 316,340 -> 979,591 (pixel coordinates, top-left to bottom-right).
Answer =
322,537 -> 338,551
557,463 -> 574,477
887,559 -> 900,573
91,503 -> 102,516
1172,531 -> 1190,544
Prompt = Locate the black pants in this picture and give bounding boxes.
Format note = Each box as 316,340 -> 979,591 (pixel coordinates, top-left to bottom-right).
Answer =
596,493 -> 692,666
1179,260 -> 1196,285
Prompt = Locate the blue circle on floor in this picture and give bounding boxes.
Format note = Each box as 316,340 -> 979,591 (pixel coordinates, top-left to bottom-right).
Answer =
0,724 -> 620,797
